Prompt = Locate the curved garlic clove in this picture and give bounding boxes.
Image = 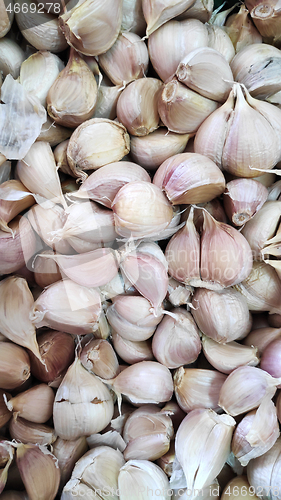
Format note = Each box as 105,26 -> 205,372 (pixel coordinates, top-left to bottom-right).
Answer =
223,178 -> 268,226
178,0 -> 214,22
16,142 -> 66,208
53,437 -> 88,494
191,287 -> 252,343
9,416 -> 57,446
206,24 -> 235,63
202,335 -> 259,374
80,338 -> 119,379
153,152 -> 225,205
124,434 -> 171,462
148,19 -> 209,82
175,409 -> 235,494
157,441 -> 175,478
0,38 -> 25,79
244,326 -> 281,353
0,216 -> 37,275
221,476 -> 260,500
118,460 -> 170,500
110,294 -> 163,329
66,118 -> 130,180
72,161 -> 150,208
218,365 -> 281,416
30,279 -> 102,335
152,308 -> 201,369
15,0 -> 68,53
232,398 -> 280,466
112,331 -> 153,364
99,33 -> 149,86
117,78 -> 162,136
176,47 -> 233,103
123,404 -> 173,440
53,358 -> 114,440
0,0 -> 13,37
19,50 -> 64,107
112,181 -> 173,239
158,78 -> 218,134
47,49 -> 98,128
59,0 -> 122,56
0,180 -> 35,234
7,384 -> 55,423
34,250 -> 62,288
174,367 -> 227,413
225,5 -> 262,53
0,342 -> 30,390
247,437 -> 281,498
142,0 -> 196,36
130,128 -> 190,172
136,241 -> 168,270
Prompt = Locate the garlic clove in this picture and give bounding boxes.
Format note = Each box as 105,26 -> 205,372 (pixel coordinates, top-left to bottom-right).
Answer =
0,0 -> 13,37
0,389 -> 12,427
142,0 -> 196,36
223,178 -> 268,226
54,140 -> 72,177
0,442 -> 14,494
202,335 -> 259,374
34,250 -> 62,289
121,0 -> 146,36
0,180 -> 35,234
123,404 -> 173,442
9,416 -> 57,446
221,476 -> 260,500
92,77 -> 122,121
110,294 -> 163,328
0,342 -> 30,391
30,279 -> 102,336
206,24 -> 235,63
53,437 -> 88,494
59,0 -> 122,56
166,278 -> 193,307
124,434 -> 171,462
16,443 -> 60,500
112,331 -> 154,364
118,459 -> 170,500
66,118 -> 130,181
246,0 -> 281,46
37,117 -> 72,148
156,440 -> 175,477
53,358 -> 114,440
6,384 -> 55,423
225,5 -> 262,53
247,437 -> 281,500
243,326 -> 281,353
80,338 -> 119,380
47,49 -> 98,128
0,38 -> 25,79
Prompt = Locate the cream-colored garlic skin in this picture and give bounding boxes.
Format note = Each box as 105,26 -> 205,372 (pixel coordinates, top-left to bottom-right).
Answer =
6,384 -> 55,424
0,0 -> 13,37
223,178 -> 268,226
112,331 -> 153,364
225,5 -> 262,53
206,24 -> 235,63
0,38 -> 25,79
148,19 -> 209,82
0,342 -> 30,390
118,460 -> 170,500
202,335 -> 259,374
53,437 -> 88,494
247,437 -> 281,499
80,339 -> 119,379
53,358 -> 114,440
59,0 -> 122,56
0,179 -> 35,234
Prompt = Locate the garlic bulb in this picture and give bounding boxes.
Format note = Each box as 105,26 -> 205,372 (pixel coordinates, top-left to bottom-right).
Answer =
194,82 -> 281,177
142,0 -> 196,36
59,0 -> 122,56
223,178 -> 268,226
53,358 -> 114,440
225,5 -> 262,53
202,335 -> 259,374
118,460 -> 170,500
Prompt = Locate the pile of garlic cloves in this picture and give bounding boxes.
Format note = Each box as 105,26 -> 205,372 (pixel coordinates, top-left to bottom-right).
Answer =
2,0 -> 281,499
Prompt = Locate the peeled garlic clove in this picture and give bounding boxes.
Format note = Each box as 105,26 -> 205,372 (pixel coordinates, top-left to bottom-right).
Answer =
191,287 -> 252,343
53,437 -> 88,493
202,335 -> 259,374
225,5 -> 262,53
232,398 -> 280,466
153,152 -> 225,205
142,0 -> 196,36
9,416 -> 57,446
0,0 -> 13,37
66,118 -> 130,180
19,50 -> 64,107
174,367 -> 227,413
176,47 -> 233,103
221,476 -> 260,500
112,331 -> 153,364
0,342 -> 30,390
152,308 -> 201,369
219,365 -> 281,416
59,0 -> 122,56
80,339 -> 119,379
53,358 -> 114,440
30,279 -> 102,336
108,361 -> 173,406
34,250 -> 62,289
16,142 -> 66,208
118,459 -> 170,500
47,49 -> 98,128
148,19 -> 209,82
6,384 -> 55,423
223,178 -> 268,226
206,24 -> 235,63
175,409 -> 236,494
0,38 -> 25,79
16,443 -> 60,500
158,78 -> 218,134
0,180 -> 35,234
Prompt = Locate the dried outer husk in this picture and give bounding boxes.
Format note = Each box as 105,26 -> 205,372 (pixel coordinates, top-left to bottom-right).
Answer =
37,117 -> 72,147
225,5 -> 262,53
30,279 -> 102,336
202,335 -> 259,374
6,384 -> 55,423
53,358 -> 114,440
0,75 -> 47,160
52,437 -> 88,494
59,0 -> 122,56
0,0 -> 14,37
0,38 -> 25,79
15,0 -> 68,52
247,437 -> 281,498
9,416 -> 57,446
0,342 -> 30,390
66,118 -> 130,180
142,0 -> 196,36
223,178 -> 268,226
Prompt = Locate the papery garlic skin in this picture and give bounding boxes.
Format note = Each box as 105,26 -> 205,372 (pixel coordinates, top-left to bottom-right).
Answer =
118,459 -> 170,500
247,437 -> 281,500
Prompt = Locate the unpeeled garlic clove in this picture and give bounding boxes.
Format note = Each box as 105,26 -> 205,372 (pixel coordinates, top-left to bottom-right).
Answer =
118,459 -> 170,500
245,0 -> 281,46
0,389 -> 12,427
223,178 -> 268,226
66,118 -> 130,181
112,331 -> 153,364
80,339 -> 119,379
54,140 -> 72,177
93,77 -> 122,120
47,49 -> 98,128
37,116 -> 72,148
247,437 -> 281,497
218,365 -> 281,416
175,409 -> 235,494
30,279 -> 102,336
33,250 -> 62,288
6,384 -> 55,423
0,342 -> 30,390
0,216 -> 37,275
206,24 -> 235,63
152,308 -> 201,369
177,0 -> 214,22
59,0 -> 122,56
225,5 -> 262,53
0,0 -> 13,37
148,19 -> 209,82
19,50 -> 64,107
53,358 -> 114,440
202,335 -> 259,374
0,180 -> 35,234
0,442 -> 14,494
244,326 -> 281,353
191,287 -> 252,343
121,0 -> 146,36
232,398 -> 280,466
153,152 -> 225,205
142,0 -> 196,36
176,47 -> 233,103
260,338 -> 281,381
174,367 -> 227,413
221,476 -> 259,500
9,416 -> 57,446
53,437 -> 88,494
0,38 -> 25,79
15,443 -> 60,500
157,441 -> 175,477
158,78 -> 218,134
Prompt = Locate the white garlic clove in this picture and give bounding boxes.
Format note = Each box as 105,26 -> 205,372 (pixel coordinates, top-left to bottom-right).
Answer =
118,459 -> 170,500
142,0 -> 196,36
0,38 -> 25,79
206,24 -> 235,63
202,335 -> 259,374
247,437 -> 281,498
112,332 -> 153,364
